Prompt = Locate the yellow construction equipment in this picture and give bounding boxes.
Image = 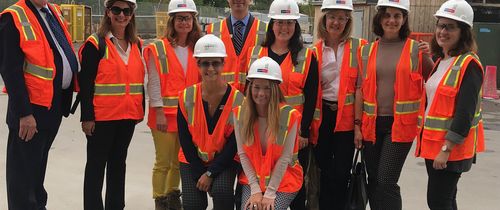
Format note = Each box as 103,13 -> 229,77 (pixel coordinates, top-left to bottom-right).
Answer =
61,4 -> 92,42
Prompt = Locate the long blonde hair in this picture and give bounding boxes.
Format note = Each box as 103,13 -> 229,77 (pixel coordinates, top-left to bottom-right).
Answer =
239,80 -> 286,146
97,0 -> 139,43
162,13 -> 202,51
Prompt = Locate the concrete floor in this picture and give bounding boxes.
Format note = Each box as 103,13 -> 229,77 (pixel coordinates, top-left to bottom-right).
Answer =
0,90 -> 499,209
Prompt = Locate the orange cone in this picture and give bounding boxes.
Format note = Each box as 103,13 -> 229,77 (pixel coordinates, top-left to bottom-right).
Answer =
483,65 -> 499,99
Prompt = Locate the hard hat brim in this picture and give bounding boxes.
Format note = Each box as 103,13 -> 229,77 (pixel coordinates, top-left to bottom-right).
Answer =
247,75 -> 283,83
434,13 -> 473,28
193,53 -> 227,58
268,14 -> 301,20
321,6 -> 353,11
168,9 -> 198,15
376,4 -> 409,12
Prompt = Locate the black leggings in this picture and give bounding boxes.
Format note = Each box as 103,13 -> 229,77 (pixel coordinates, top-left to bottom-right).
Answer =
426,160 -> 461,210
363,116 -> 412,210
180,163 -> 236,210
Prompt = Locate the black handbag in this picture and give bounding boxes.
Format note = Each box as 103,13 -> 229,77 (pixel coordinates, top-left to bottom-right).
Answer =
344,148 -> 368,210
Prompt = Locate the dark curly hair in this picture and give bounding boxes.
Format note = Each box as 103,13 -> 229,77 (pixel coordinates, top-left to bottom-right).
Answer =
261,19 -> 303,66
431,19 -> 477,58
372,6 -> 411,40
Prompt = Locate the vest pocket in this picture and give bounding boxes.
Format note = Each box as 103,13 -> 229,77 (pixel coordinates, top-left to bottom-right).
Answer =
433,87 -> 457,117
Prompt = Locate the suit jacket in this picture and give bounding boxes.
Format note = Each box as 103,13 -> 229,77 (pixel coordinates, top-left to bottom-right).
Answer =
0,0 -> 75,130
226,14 -> 255,53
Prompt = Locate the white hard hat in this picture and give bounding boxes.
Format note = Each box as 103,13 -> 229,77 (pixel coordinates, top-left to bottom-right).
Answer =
168,0 -> 198,15
105,0 -> 137,8
376,0 -> 410,12
193,34 -> 227,58
247,57 -> 283,83
321,0 -> 353,11
435,0 -> 474,27
268,0 -> 300,20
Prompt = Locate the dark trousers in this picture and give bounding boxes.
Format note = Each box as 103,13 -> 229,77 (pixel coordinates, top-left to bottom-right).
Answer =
289,147 -> 310,210
363,116 -> 412,210
313,105 -> 355,210
83,120 -> 136,210
6,123 -> 61,210
426,160 -> 461,210
180,163 -> 236,210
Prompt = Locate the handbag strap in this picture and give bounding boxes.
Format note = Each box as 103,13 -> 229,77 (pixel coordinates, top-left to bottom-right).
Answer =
351,148 -> 361,173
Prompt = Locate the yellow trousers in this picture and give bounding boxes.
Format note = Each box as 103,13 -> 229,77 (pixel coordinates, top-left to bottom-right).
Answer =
151,130 -> 181,198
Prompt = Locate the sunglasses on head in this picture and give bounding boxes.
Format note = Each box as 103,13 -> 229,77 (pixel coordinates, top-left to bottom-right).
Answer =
199,61 -> 223,69
109,6 -> 133,16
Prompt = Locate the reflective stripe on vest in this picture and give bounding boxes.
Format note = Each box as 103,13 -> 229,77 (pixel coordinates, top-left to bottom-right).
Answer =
94,83 -> 143,96
238,73 -> 247,85
211,20 -> 223,38
361,43 -> 374,79
257,174 -> 271,187
276,105 -> 294,145
285,94 -> 305,106
228,91 -> 245,126
313,108 -> 321,120
255,20 -> 268,47
5,5 -> 36,41
291,151 -> 299,166
153,40 -> 168,74
162,96 -> 178,108
49,4 -> 66,25
197,147 -> 209,162
88,33 -> 109,59
443,52 -> 478,88
395,100 -> 420,114
293,48 -> 309,74
249,46 -> 264,68
345,93 -> 355,105
183,85 -> 197,125
24,62 -> 53,80
423,112 -> 482,131
363,101 -> 375,116
349,38 -> 360,68
222,72 -> 236,83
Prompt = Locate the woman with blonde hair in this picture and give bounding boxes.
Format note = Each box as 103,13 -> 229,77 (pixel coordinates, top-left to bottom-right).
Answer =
144,0 -> 201,209
78,0 -> 144,209
234,57 -> 303,210
313,0 -> 367,209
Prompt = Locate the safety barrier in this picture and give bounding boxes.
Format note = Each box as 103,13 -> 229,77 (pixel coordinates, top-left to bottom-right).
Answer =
483,65 -> 499,99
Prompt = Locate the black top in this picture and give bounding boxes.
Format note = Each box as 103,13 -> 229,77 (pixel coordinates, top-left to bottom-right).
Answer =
0,0 -> 74,130
177,85 -> 238,180
268,48 -> 319,138
425,59 -> 483,173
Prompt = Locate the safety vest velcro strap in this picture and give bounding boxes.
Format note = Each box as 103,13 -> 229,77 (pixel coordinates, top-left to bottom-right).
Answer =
6,5 -> 36,41
424,113 -> 482,131
94,84 -> 126,95
222,72 -> 236,83
349,38 -> 360,68
153,41 -> 168,74
162,96 -> 178,108
129,83 -> 143,95
285,94 -> 305,106
197,148 -> 209,162
313,108 -> 321,120
395,100 -> 420,114
24,62 -> 53,80
345,93 -> 355,105
363,102 -> 375,116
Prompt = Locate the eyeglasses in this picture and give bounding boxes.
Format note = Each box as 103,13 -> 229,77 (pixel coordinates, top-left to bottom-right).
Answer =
326,15 -> 349,24
174,15 -> 193,23
436,23 -> 458,32
109,6 -> 133,16
274,20 -> 296,27
199,61 -> 223,69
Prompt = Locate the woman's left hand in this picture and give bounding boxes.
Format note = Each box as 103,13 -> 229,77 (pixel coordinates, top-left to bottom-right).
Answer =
196,173 -> 213,192
418,40 -> 431,55
261,197 -> 275,210
298,136 -> 308,149
433,151 -> 450,170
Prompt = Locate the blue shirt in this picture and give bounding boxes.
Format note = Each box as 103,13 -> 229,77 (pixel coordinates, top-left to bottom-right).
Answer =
230,14 -> 250,37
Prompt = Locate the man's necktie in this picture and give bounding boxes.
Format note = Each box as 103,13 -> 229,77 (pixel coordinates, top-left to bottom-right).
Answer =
40,7 -> 78,73
233,20 -> 244,55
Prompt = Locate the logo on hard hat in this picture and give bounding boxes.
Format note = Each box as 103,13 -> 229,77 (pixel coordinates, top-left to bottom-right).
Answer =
178,0 -> 187,8
444,4 -> 457,14
204,44 -> 216,50
257,63 -> 270,73
281,5 -> 292,14
389,0 -> 400,2
336,0 -> 346,4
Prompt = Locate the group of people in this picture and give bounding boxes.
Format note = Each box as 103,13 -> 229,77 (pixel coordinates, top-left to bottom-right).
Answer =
0,0 -> 486,210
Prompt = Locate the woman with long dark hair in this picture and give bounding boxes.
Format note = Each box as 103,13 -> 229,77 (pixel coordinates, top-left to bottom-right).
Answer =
416,1 -> 485,209
78,0 -> 144,209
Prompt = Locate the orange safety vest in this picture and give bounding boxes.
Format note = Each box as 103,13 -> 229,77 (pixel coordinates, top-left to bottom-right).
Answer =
234,104 -> 303,193
359,39 -> 423,143
416,52 -> 484,161
206,17 -> 268,92
144,39 -> 201,132
177,83 -> 245,164
313,38 -> 367,133
1,1 -> 77,108
79,34 -> 145,121
246,46 -> 322,144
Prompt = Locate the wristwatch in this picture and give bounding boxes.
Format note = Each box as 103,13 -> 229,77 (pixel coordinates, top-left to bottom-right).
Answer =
354,119 -> 362,126
205,171 -> 213,178
441,144 -> 451,153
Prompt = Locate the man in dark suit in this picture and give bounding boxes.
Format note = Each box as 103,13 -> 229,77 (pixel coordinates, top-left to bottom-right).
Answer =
0,0 -> 78,209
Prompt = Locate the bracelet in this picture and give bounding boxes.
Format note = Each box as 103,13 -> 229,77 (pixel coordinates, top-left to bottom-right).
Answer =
354,119 -> 362,126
